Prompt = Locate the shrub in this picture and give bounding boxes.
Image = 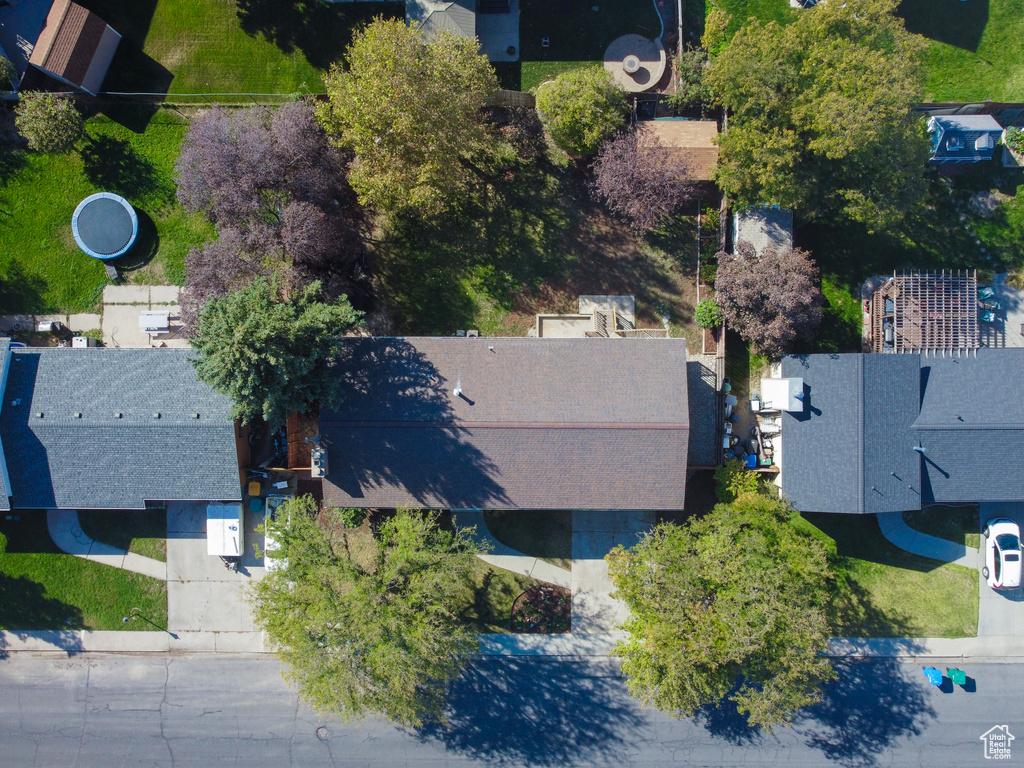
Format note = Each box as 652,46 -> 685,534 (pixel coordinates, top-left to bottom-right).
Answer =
535,68 -> 628,156
714,459 -> 760,502
700,264 -> 718,286
1006,127 -> 1024,155
15,93 -> 85,154
336,508 -> 367,528
694,297 -> 724,329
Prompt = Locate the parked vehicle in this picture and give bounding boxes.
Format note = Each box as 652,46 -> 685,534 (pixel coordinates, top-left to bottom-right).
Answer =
982,518 -> 1022,591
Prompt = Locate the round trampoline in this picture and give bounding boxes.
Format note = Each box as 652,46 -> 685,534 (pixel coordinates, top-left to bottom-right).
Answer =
71,192 -> 139,260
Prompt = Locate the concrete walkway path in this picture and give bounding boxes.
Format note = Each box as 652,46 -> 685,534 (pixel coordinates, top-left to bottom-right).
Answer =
454,511 -> 571,589
46,509 -> 167,580
877,510 -> 978,567
571,511 -> 653,636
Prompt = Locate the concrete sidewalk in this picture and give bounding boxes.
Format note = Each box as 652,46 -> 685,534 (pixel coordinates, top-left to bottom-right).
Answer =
454,511 -> 571,588
877,511 -> 978,567
0,630 -> 264,655
46,509 -> 167,580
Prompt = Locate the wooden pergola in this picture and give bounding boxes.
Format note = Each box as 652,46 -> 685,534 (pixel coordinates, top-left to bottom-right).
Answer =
870,270 -> 979,353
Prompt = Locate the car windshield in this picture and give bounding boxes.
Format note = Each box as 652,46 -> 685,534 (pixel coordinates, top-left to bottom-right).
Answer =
996,533 -> 1021,552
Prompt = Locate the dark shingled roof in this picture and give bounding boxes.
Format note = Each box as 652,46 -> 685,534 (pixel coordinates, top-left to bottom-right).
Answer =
28,0 -> 107,86
781,349 -> 1024,514
0,348 -> 240,509
320,337 -> 690,510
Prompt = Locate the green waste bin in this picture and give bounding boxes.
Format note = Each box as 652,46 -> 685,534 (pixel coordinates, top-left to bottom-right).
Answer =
948,668 -> 967,686
249,497 -> 264,514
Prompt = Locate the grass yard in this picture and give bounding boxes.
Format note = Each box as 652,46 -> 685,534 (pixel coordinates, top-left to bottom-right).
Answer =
484,510 -> 573,571
0,110 -> 213,314
379,153 -> 705,347
81,0 -> 401,96
518,0 -> 662,91
78,509 -> 168,563
0,512 -> 167,631
898,0 -> 1024,102
460,560 -> 542,633
798,512 -> 978,638
716,0 -> 796,35
903,505 -> 982,550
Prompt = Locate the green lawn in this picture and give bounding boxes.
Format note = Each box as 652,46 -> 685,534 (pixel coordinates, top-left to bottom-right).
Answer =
484,510 -> 573,571
717,0 -> 796,35
798,512 -> 978,638
0,111 -> 213,314
78,509 -> 168,563
898,0 -> 1024,101
80,0 -> 401,96
0,513 -> 167,631
903,505 -> 982,550
517,0 -> 662,92
460,560 -> 542,633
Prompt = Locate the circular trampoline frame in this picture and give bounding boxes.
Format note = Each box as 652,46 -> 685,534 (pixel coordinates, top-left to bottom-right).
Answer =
71,192 -> 139,261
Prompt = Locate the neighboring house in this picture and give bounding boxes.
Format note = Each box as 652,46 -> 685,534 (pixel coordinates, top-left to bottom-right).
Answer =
866,271 -> 980,354
0,0 -> 121,95
637,119 -> 719,183
0,341 -> 241,510
927,115 -> 1003,166
732,206 -> 794,255
318,337 -> 691,511
405,0 -> 520,63
775,349 -> 1024,515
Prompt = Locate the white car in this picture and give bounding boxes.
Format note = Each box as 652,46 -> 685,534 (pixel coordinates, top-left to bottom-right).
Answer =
983,518 -> 1022,591
263,494 -> 291,572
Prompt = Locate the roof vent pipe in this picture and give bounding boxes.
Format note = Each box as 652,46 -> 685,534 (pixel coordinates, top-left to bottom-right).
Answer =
913,445 -> 926,454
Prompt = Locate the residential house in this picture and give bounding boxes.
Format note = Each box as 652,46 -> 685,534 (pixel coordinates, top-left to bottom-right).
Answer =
775,349 -> 1024,514
0,341 -> 241,510
927,115 -> 1003,166
405,0 -> 519,62
318,336 -> 692,511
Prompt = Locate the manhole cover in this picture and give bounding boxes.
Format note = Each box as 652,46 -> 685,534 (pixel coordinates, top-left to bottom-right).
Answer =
316,725 -> 330,741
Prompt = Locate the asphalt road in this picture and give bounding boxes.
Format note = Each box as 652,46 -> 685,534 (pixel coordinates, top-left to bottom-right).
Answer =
0,653 -> 1018,767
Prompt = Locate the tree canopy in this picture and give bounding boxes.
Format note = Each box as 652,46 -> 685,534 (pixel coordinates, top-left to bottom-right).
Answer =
607,491 -> 835,730
535,67 -> 628,157
189,277 -> 360,426
317,18 -> 499,215
250,500 -> 481,726
590,128 -> 697,231
715,242 -> 824,356
15,93 -> 85,154
175,102 -> 367,325
706,0 -> 930,228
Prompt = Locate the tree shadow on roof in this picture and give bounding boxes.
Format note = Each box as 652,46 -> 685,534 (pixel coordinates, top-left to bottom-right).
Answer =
416,657 -> 648,766
234,0 -> 404,70
898,0 -> 988,53
322,338 -> 511,509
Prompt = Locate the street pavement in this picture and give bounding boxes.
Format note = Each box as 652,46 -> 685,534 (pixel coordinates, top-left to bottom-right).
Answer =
0,653 -> 1020,767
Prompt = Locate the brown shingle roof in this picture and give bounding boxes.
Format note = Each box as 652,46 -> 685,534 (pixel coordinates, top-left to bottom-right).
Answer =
28,0 -> 107,86
320,337 -> 690,510
638,120 -> 719,181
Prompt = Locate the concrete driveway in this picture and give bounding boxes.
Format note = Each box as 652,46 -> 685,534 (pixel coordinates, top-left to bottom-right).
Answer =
977,502 -> 1024,636
166,501 -> 266,633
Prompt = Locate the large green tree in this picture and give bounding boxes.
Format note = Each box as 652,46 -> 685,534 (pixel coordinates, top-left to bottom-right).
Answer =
535,67 -> 628,157
190,278 -> 360,426
707,0 -> 930,228
607,492 -> 835,729
251,500 -> 481,726
317,17 -> 499,215
15,93 -> 85,154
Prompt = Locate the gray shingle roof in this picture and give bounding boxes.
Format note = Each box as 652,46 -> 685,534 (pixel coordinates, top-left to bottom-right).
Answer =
0,348 -> 240,509
733,206 -> 794,256
928,115 -> 1002,165
781,349 -> 1024,514
321,337 -> 691,511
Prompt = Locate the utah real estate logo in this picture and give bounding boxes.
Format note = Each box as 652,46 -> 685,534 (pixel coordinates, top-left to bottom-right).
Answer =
980,725 -> 1014,760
